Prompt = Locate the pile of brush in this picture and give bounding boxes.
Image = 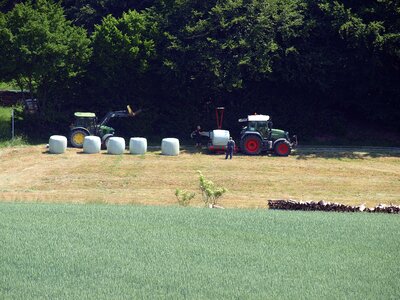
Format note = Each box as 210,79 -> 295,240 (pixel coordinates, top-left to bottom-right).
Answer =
268,200 -> 400,214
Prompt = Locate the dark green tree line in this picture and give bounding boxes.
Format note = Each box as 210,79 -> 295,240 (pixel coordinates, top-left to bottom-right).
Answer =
0,0 -> 398,143
62,0 -> 155,32
0,0 -> 91,111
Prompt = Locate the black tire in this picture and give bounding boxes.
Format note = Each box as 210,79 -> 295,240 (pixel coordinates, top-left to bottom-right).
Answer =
241,135 -> 262,155
102,135 -> 113,149
274,140 -> 291,156
70,129 -> 88,148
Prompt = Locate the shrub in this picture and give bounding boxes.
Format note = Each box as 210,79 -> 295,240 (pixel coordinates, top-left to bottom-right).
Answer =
197,171 -> 227,207
175,189 -> 195,207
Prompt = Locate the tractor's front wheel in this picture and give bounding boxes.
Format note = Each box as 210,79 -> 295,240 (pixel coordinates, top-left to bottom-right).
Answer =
274,140 -> 291,156
70,129 -> 88,148
241,135 -> 262,155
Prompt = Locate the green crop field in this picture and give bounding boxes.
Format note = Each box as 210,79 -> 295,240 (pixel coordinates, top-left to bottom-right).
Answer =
1,202 -> 399,299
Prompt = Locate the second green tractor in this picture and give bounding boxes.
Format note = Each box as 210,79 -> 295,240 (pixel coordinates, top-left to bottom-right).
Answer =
69,105 -> 140,148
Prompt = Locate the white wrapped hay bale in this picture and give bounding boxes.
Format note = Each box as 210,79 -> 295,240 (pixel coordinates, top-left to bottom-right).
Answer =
161,138 -> 180,156
49,135 -> 67,154
129,137 -> 147,155
83,136 -> 101,154
107,137 -> 126,155
211,129 -> 230,146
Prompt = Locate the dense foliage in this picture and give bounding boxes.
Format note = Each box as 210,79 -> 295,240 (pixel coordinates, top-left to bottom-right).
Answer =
0,1 -> 91,116
0,0 -> 399,143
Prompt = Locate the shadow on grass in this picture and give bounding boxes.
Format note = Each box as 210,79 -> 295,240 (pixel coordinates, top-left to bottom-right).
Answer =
294,148 -> 400,160
42,150 -> 70,155
180,146 -> 209,155
39,144 -> 400,160
152,145 -> 210,155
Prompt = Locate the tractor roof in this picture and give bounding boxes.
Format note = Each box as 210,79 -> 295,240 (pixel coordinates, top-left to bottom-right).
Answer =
74,112 -> 96,118
239,114 -> 270,122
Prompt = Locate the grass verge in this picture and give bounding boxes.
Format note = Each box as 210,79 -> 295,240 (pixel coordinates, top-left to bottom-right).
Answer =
0,136 -> 28,148
0,203 -> 399,299
0,106 -> 12,139
0,106 -> 28,148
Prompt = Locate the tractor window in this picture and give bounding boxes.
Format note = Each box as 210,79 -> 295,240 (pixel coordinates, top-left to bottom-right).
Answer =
256,122 -> 270,137
75,118 -> 95,128
256,122 -> 268,129
248,122 -> 256,131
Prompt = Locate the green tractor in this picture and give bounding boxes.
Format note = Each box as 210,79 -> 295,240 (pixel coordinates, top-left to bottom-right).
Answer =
239,114 -> 297,156
69,105 -> 140,148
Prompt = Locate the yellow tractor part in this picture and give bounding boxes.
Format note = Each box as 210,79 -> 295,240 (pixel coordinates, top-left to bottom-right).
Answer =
71,131 -> 86,147
127,105 -> 142,116
127,105 -> 134,116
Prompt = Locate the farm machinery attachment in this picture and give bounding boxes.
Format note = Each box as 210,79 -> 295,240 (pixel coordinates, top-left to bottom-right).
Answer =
192,107 -> 297,156
190,107 -> 233,153
69,105 -> 141,148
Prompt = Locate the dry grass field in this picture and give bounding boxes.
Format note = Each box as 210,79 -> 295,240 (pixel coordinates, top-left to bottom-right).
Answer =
0,145 -> 399,208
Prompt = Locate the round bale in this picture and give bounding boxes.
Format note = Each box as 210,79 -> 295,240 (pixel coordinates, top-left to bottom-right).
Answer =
107,137 -> 126,155
129,137 -> 147,155
161,138 -> 180,156
211,129 -> 230,146
83,136 -> 101,154
49,135 -> 67,154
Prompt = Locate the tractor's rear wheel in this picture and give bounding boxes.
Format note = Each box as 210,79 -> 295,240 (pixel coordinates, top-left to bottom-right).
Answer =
102,134 -> 113,149
70,129 -> 88,148
241,135 -> 262,155
274,140 -> 291,156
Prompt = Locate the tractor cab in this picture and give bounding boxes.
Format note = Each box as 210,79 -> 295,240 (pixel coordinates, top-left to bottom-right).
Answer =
72,112 -> 97,133
239,114 -> 273,138
69,112 -> 102,148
